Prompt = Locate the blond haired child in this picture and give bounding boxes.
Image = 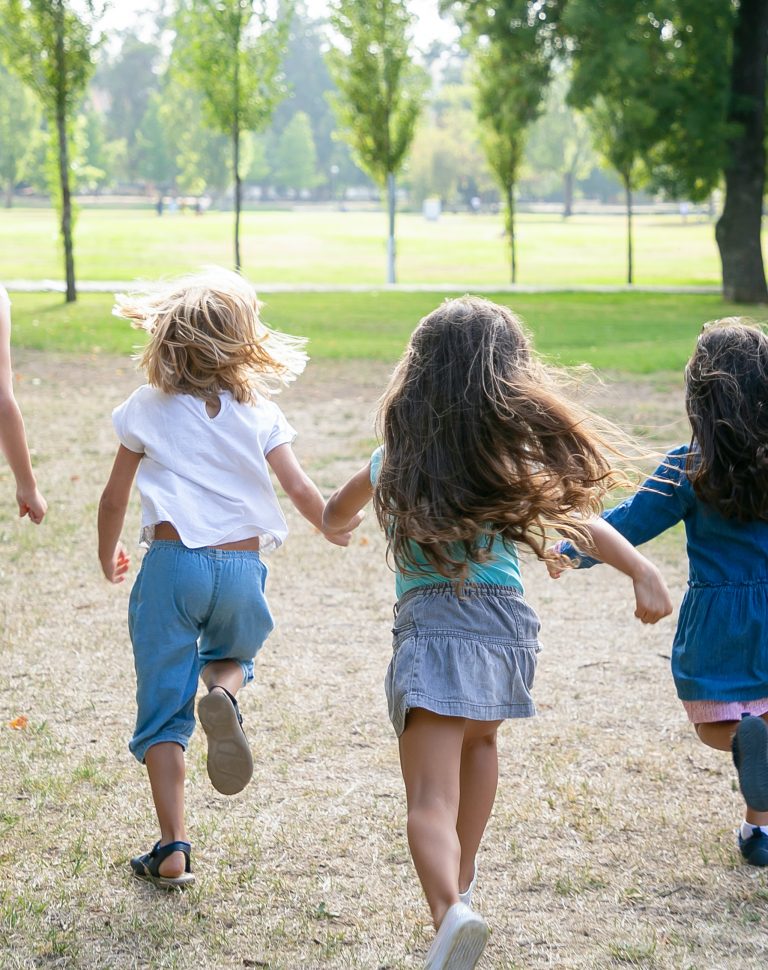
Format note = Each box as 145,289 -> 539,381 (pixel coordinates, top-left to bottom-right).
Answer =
98,269 -> 360,888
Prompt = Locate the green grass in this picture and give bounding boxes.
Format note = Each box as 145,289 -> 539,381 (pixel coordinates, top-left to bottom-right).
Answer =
0,206 -> 758,286
8,289 -> 765,372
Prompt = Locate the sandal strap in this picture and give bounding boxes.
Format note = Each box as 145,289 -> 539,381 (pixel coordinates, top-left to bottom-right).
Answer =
148,840 -> 192,873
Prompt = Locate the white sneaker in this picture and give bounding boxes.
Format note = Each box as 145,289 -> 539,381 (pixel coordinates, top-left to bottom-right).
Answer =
425,902 -> 489,970
458,865 -> 477,908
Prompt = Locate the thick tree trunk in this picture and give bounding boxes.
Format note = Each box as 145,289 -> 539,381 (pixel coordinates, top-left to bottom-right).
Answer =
386,171 -> 396,284
624,175 -> 633,285
715,0 -> 768,303
506,183 -> 516,284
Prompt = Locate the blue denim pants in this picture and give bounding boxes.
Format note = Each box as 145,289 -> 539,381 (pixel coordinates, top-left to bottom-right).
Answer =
128,540 -> 274,763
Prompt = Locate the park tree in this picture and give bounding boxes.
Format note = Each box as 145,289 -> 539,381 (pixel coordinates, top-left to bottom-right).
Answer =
447,1 -> 557,282
564,0 -> 767,302
0,0 -> 103,302
328,0 -> 427,284
0,59 -> 40,208
273,111 -> 318,195
524,69 -> 595,217
175,0 -> 293,270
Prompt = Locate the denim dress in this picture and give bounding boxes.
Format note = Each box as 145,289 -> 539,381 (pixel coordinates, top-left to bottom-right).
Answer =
562,445 -> 768,702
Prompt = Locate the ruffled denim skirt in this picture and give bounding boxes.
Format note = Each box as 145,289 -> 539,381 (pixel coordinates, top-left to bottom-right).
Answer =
385,583 -> 541,736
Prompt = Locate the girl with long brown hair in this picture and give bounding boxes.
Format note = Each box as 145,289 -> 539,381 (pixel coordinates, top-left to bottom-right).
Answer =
323,296 -> 671,969
555,318 -> 768,870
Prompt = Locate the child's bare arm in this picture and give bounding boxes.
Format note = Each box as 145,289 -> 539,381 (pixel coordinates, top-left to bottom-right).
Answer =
323,463 -> 374,532
267,443 -> 362,546
552,517 -> 673,625
98,445 -> 142,583
0,289 -> 46,523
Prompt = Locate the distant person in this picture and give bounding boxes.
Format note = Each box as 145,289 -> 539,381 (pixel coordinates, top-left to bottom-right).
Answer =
323,297 -> 671,968
0,285 -> 47,524
552,318 -> 768,867
97,269 -> 361,889
155,196 -> 164,217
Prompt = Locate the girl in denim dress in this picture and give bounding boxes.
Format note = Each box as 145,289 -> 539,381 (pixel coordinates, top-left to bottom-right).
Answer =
554,319 -> 768,868
323,297 -> 671,970
97,269 -> 360,889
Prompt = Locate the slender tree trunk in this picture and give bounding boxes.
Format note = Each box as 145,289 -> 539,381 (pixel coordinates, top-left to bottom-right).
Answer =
386,170 -> 396,284
624,175 -> 633,285
54,4 -> 76,303
715,0 -> 768,303
506,183 -> 516,284
5,179 -> 13,208
234,120 -> 241,273
563,170 -> 573,219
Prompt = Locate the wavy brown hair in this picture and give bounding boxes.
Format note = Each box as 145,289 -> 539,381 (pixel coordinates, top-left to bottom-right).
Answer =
374,296 -> 632,580
114,268 -> 307,403
684,317 -> 768,521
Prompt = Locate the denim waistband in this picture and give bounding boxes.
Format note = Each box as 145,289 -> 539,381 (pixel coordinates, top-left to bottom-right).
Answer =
394,582 -> 524,614
148,539 -> 262,560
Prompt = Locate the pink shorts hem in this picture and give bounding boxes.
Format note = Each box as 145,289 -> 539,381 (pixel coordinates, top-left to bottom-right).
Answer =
682,698 -> 768,724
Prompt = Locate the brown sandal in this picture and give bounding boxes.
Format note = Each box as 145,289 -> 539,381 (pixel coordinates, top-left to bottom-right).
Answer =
197,686 -> 253,795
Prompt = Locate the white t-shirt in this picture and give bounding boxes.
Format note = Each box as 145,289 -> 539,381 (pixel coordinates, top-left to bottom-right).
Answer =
112,384 -> 296,550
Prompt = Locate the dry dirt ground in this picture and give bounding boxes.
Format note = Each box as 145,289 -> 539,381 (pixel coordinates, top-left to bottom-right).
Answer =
1,352 -> 766,970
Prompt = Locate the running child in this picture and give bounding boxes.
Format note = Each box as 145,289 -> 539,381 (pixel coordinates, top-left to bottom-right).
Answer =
323,296 -> 672,969
98,269 -> 360,889
0,285 -> 47,523
551,318 -> 768,867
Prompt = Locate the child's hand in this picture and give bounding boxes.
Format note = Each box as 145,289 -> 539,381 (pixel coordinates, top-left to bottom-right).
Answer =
322,510 -> 365,547
101,542 -> 131,584
545,540 -> 566,578
632,562 -> 673,624
17,485 -> 47,524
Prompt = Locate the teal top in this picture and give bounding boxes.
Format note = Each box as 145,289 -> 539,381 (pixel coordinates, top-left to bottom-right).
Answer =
370,447 -> 524,599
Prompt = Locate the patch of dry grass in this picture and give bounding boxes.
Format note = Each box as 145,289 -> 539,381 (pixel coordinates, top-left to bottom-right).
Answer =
1,354 -> 766,969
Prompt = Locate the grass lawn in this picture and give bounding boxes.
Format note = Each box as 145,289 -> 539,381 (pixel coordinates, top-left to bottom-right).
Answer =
8,289 -> 766,373
0,206 -> 755,286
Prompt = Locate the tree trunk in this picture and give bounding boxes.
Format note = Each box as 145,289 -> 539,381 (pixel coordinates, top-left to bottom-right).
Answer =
563,170 -> 573,219
715,0 -> 768,303
624,175 -> 633,285
5,180 -> 13,208
54,1 -> 76,302
234,121 -> 241,273
506,183 -> 516,284
386,171 -> 396,284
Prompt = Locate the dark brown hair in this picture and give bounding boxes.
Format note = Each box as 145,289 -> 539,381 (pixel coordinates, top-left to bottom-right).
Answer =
685,317 -> 768,520
374,296 -> 630,580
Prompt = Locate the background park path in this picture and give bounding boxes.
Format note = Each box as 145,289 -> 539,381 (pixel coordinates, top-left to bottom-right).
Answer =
1,352 -> 766,969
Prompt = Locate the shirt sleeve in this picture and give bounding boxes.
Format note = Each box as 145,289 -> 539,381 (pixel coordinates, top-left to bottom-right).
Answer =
560,446 -> 693,568
264,403 -> 297,455
370,446 -> 384,485
112,391 -> 146,454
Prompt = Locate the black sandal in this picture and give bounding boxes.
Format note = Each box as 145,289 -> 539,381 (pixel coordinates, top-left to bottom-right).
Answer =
130,840 -> 195,889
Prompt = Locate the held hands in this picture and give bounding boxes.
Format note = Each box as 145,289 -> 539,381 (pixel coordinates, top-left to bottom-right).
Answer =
322,510 -> 365,547
101,541 -> 131,584
17,484 -> 47,524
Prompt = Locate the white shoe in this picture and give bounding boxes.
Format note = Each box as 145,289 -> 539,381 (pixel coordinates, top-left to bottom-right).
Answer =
425,902 -> 489,970
458,865 -> 477,908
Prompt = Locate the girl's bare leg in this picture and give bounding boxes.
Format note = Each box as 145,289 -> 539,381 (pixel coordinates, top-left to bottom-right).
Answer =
144,741 -> 188,877
399,709 -> 466,927
695,717 -> 768,826
456,719 -> 503,894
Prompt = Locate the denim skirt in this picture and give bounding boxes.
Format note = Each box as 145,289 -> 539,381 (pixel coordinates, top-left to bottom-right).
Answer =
385,583 -> 541,736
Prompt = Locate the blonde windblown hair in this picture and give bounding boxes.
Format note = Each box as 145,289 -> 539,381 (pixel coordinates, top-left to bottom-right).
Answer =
114,268 -> 308,402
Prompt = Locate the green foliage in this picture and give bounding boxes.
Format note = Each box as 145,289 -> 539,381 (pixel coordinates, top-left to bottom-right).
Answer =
327,0 -> 427,186
175,0 -> 291,142
0,59 -> 40,204
273,111 -> 318,192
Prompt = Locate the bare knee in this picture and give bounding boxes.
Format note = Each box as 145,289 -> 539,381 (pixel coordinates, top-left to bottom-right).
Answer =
462,721 -> 500,752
